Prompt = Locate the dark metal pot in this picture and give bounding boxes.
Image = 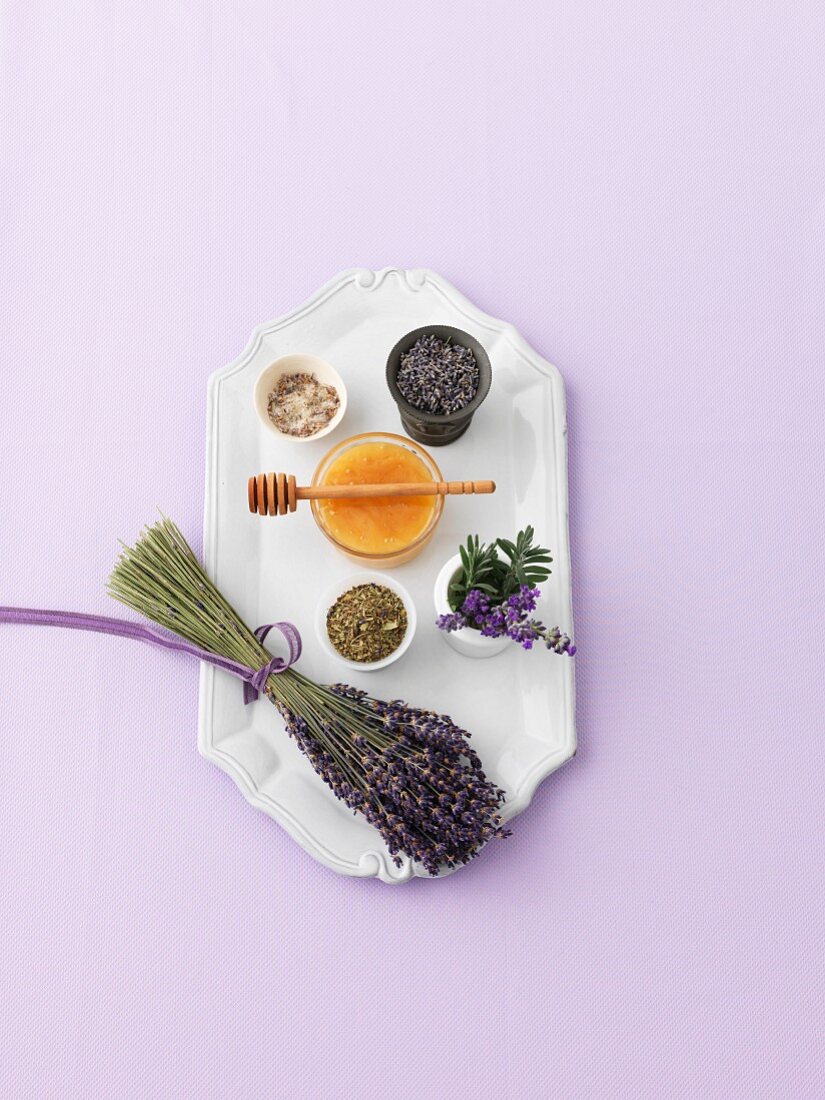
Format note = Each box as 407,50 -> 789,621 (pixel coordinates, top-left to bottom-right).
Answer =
385,325 -> 492,446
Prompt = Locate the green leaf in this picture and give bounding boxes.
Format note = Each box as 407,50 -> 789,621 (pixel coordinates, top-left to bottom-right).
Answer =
452,527 -> 552,607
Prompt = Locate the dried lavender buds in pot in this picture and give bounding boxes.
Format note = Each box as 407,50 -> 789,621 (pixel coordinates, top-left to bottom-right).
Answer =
267,372 -> 340,438
396,334 -> 480,415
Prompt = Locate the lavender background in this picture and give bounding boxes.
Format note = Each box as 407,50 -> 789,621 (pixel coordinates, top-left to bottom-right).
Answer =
2,2 -> 824,1097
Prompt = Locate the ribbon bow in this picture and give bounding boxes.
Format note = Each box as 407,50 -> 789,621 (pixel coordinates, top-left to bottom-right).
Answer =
243,622 -> 302,704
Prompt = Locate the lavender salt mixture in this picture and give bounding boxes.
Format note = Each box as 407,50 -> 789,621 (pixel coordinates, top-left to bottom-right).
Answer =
396,334 -> 479,415
267,372 -> 340,437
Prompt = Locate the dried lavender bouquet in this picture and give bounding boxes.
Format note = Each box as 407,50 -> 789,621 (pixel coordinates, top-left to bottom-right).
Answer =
108,518 -> 508,875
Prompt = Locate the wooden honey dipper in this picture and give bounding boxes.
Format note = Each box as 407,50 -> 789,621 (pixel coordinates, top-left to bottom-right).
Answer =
248,472 -> 496,516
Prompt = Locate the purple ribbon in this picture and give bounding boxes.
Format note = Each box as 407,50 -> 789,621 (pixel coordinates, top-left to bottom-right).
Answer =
242,621 -> 302,704
0,606 -> 301,704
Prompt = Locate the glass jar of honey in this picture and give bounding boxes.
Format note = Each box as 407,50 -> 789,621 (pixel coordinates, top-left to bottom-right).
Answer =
311,432 -> 444,566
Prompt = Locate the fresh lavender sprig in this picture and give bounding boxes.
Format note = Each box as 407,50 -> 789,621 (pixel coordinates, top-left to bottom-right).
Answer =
437,585 -> 576,655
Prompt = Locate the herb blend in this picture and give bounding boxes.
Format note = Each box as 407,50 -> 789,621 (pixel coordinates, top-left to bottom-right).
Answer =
267,371 -> 340,437
396,334 -> 479,415
326,583 -> 407,663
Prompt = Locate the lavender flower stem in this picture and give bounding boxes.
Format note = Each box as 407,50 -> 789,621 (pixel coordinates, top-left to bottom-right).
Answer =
437,585 -> 575,655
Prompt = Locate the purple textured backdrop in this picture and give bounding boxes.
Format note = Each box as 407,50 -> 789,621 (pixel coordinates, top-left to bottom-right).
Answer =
2,2 -> 824,1097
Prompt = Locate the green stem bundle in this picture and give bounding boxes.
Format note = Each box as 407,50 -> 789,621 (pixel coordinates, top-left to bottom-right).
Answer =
108,517 -> 508,875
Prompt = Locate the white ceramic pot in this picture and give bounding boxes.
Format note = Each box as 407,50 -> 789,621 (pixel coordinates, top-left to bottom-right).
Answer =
433,554 -> 511,659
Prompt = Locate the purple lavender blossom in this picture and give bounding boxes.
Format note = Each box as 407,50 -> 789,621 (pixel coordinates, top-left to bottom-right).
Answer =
437,585 -> 575,656
270,683 -> 510,876
435,610 -> 468,633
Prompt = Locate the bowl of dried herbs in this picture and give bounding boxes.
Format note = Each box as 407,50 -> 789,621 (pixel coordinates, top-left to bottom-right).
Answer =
315,573 -> 417,671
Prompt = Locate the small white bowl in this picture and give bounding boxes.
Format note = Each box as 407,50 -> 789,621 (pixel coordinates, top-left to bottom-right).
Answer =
433,554 -> 510,659
254,353 -> 347,443
316,572 -> 417,672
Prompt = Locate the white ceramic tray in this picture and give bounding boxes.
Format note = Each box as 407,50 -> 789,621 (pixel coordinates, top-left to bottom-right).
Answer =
200,268 -> 575,883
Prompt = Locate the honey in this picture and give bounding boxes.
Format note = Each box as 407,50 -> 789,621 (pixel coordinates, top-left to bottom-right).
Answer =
316,440 -> 438,556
